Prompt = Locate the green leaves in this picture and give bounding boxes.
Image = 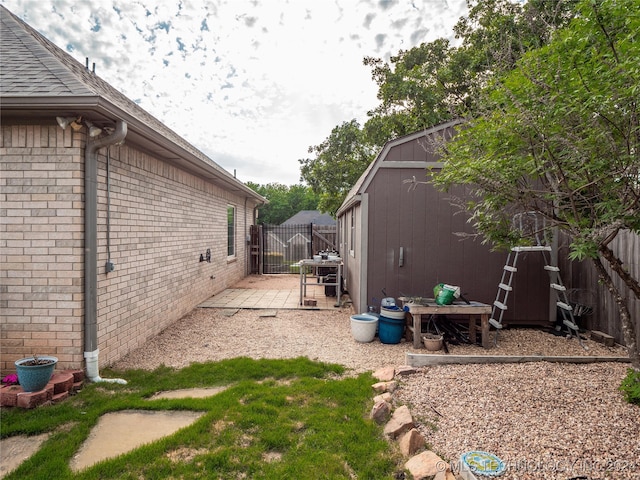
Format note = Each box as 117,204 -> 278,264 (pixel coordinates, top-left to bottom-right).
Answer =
435,0 -> 640,258
246,183 -> 320,225
298,120 -> 375,216
299,0 -> 580,221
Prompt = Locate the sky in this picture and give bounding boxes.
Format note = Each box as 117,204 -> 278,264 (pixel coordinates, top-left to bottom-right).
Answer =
2,0 -> 468,185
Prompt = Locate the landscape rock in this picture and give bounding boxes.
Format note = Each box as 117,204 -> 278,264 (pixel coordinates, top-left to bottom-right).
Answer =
370,400 -> 392,424
373,366 -> 396,381
396,366 -> 417,376
383,404 -> 414,439
372,380 -> 397,393
373,392 -> 392,403
455,460 -> 479,480
405,450 -> 447,480
434,468 -> 457,480
398,428 -> 425,457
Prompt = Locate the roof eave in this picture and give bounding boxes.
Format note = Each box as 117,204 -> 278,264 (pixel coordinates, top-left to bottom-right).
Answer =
0,96 -> 266,203
336,193 -> 362,217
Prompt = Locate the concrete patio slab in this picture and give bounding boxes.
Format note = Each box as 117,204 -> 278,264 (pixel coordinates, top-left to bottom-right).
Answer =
198,287 -> 343,310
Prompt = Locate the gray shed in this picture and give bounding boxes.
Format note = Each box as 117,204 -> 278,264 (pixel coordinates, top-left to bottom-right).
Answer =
336,120 -> 551,324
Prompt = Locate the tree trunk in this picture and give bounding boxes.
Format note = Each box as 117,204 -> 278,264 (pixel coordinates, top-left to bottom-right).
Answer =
592,255 -> 640,370
599,243 -> 640,300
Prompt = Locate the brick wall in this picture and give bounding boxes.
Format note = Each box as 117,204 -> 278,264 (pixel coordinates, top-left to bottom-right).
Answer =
94,143 -> 254,366
1,124 -> 85,372
1,123 -> 258,373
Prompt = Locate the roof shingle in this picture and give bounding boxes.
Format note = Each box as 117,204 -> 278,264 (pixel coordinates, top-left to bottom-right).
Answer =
0,5 -> 264,202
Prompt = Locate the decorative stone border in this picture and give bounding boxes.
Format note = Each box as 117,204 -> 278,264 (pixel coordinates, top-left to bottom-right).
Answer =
371,366 -> 478,480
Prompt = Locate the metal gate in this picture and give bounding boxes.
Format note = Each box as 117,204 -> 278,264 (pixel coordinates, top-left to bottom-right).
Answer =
262,224 -> 313,274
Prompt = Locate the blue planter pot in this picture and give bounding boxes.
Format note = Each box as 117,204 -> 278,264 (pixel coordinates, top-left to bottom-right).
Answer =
378,316 -> 405,344
15,356 -> 58,392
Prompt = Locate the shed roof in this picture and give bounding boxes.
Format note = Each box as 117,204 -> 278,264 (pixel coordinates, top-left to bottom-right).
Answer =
0,5 -> 265,202
282,210 -> 336,226
336,119 -> 461,216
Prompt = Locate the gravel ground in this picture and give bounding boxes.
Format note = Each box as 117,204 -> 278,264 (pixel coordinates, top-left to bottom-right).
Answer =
112,275 -> 639,480
395,362 -> 639,480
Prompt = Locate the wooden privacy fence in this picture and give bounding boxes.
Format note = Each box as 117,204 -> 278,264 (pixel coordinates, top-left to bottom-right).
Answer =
312,225 -> 338,253
561,230 -> 639,348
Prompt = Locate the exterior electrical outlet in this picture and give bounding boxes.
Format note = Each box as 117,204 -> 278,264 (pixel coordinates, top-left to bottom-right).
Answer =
106,261 -> 115,273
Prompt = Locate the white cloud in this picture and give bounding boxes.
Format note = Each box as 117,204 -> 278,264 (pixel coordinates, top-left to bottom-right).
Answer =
2,0 -> 467,185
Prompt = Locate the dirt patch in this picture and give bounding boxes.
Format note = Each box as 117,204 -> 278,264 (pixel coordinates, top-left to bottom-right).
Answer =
262,451 -> 283,463
166,446 -> 209,463
149,386 -> 228,400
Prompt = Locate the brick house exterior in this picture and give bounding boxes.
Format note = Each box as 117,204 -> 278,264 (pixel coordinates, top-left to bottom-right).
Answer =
0,6 -> 266,375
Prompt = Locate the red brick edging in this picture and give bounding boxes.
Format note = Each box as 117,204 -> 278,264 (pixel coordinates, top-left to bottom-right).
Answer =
0,369 -> 84,409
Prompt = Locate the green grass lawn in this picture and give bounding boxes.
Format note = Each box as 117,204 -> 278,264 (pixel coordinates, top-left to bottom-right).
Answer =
1,357 -> 404,479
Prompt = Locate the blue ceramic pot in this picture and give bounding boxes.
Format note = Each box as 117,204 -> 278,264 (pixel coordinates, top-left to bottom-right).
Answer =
15,356 -> 58,392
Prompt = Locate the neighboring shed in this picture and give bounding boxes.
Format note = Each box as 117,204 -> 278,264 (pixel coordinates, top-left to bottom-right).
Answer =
282,210 -> 336,226
281,211 -> 336,259
336,120 -> 551,324
0,6 -> 266,375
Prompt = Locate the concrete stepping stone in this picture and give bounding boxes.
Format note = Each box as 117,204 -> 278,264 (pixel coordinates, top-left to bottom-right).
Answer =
70,410 -> 204,471
0,433 -> 49,478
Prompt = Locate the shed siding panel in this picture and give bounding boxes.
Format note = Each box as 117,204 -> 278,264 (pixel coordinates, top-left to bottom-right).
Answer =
341,126 -> 554,325
362,140 -> 550,323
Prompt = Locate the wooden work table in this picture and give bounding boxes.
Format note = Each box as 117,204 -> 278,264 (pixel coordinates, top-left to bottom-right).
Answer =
399,299 -> 492,349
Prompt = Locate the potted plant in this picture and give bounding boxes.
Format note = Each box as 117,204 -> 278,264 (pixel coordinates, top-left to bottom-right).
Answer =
422,333 -> 444,351
14,355 -> 58,392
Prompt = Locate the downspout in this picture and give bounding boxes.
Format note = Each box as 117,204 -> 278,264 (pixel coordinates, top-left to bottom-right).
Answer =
84,120 -> 128,384
244,196 -> 249,276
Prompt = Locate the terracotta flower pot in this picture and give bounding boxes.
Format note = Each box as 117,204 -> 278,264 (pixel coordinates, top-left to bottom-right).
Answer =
422,334 -> 443,351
